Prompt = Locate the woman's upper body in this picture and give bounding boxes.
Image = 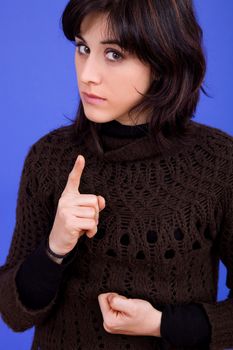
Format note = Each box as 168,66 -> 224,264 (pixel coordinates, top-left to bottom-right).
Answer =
1,1 -> 232,349
0,117 -> 233,350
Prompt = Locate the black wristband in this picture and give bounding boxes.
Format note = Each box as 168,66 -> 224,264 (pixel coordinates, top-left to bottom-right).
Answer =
46,237 -> 71,259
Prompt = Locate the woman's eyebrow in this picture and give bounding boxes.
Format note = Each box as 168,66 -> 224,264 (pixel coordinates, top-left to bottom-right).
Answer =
75,34 -> 121,46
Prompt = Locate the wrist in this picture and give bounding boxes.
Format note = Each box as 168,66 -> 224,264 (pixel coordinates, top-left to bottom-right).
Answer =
150,309 -> 162,337
47,237 -> 71,261
46,249 -> 64,264
48,235 -> 70,256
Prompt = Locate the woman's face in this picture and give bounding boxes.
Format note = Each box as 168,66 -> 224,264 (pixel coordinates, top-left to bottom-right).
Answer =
74,12 -> 153,125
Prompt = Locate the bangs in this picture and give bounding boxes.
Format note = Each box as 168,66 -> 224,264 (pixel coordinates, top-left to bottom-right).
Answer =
61,0 -> 157,64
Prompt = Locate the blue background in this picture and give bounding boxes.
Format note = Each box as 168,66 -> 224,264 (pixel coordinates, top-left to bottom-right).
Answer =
0,1 -> 233,348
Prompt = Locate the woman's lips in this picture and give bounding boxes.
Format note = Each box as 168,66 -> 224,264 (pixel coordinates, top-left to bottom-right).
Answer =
82,92 -> 107,105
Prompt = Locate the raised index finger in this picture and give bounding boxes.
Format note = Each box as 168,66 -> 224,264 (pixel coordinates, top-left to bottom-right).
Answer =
63,154 -> 85,194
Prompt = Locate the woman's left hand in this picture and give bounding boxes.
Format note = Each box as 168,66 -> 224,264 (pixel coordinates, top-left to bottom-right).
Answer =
98,292 -> 162,337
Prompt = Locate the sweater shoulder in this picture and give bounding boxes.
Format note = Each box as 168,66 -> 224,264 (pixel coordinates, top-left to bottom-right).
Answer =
18,124 -> 77,201
24,124 -> 77,162
20,124 -> 77,184
30,124 -> 76,151
190,121 -> 233,190
191,120 -> 233,156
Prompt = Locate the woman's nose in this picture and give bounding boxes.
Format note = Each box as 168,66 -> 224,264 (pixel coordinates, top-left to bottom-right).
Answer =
79,56 -> 102,85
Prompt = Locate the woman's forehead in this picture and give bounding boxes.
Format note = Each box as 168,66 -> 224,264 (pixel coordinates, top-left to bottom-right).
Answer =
79,12 -> 112,38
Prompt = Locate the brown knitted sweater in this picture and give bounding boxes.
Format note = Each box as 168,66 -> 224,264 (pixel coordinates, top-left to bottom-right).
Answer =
0,119 -> 233,350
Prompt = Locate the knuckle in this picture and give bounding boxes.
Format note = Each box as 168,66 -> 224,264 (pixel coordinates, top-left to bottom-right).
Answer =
91,207 -> 96,217
130,301 -> 137,314
103,321 -> 113,332
70,229 -> 78,237
88,232 -> 94,239
103,322 -> 109,332
59,208 -> 67,219
91,195 -> 98,206
93,227 -> 98,235
91,219 -> 97,229
58,196 -> 68,208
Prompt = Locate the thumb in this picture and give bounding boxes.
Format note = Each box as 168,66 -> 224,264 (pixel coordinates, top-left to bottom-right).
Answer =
108,294 -> 129,312
98,195 -> 106,211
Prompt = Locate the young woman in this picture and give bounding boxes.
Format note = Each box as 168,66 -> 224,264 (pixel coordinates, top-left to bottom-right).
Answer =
0,0 -> 233,349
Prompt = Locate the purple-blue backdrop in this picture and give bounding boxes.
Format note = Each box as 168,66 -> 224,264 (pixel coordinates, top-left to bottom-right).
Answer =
0,0 -> 233,348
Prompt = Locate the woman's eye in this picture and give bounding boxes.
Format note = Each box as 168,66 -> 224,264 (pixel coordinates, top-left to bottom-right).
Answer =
75,43 -> 89,55
106,50 -> 123,62
74,42 -> 123,62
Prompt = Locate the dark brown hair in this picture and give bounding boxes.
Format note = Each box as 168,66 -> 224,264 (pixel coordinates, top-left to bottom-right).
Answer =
61,0 -> 208,155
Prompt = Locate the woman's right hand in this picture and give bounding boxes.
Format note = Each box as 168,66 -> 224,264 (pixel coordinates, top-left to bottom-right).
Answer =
48,154 -> 106,256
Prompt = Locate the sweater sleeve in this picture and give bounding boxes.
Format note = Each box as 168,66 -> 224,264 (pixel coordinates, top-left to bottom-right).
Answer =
15,239 -> 64,310
15,237 -> 78,310
160,303 -> 211,347
198,186 -> 233,350
0,140 -> 62,332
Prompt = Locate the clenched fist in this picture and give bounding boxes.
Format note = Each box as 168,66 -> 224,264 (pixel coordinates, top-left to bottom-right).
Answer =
48,154 -> 106,255
98,293 -> 162,337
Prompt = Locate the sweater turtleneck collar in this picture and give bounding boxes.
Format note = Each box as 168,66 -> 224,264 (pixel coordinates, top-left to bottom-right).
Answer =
82,119 -> 198,162
100,119 -> 150,139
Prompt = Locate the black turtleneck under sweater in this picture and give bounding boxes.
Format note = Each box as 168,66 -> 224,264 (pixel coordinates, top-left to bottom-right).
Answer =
14,119 -> 214,348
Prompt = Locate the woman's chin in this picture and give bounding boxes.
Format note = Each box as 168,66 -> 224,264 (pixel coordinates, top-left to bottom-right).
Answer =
84,112 -> 118,124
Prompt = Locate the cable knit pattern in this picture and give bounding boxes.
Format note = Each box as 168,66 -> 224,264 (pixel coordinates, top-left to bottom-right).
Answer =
0,120 -> 233,350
